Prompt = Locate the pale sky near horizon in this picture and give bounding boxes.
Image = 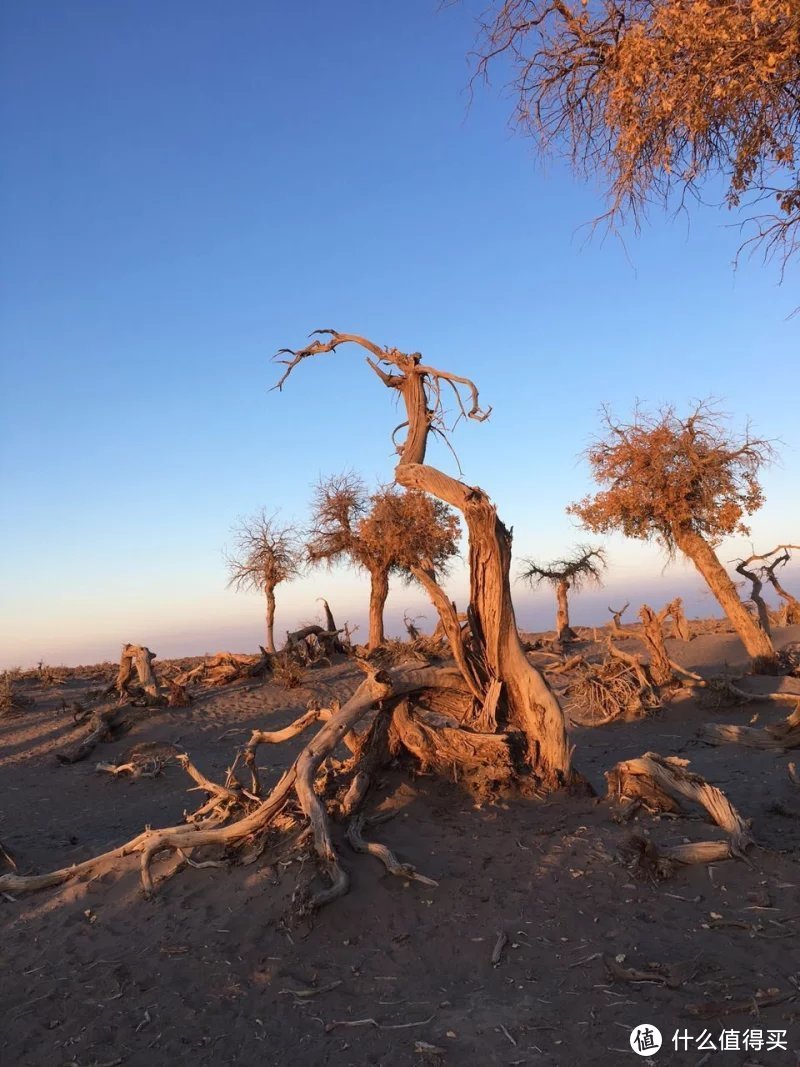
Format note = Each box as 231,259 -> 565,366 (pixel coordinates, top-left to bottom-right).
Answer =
1,1 -> 798,668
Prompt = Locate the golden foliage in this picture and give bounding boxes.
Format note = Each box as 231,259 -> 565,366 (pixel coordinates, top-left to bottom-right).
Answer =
569,402 -> 774,548
474,0 -> 800,265
308,474 -> 461,579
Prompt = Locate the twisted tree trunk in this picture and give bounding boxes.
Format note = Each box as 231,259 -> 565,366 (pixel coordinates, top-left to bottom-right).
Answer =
397,463 -> 572,787
767,569 -> 800,624
735,560 -> 772,637
639,605 -> 673,687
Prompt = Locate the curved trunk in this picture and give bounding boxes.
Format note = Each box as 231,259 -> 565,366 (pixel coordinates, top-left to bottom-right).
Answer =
639,605 -> 673,686
767,572 -> 800,625
735,564 -> 772,637
397,463 -> 573,787
675,529 -> 777,670
265,586 -> 276,653
555,579 -> 575,641
368,568 -> 389,650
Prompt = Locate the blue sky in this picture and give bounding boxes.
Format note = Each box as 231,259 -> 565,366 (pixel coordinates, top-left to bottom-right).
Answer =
1,0 -> 798,667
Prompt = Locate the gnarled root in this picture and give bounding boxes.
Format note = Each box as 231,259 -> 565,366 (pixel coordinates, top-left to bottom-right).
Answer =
0,663 -> 489,908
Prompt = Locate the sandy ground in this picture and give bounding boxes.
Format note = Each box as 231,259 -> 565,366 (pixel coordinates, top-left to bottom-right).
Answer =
2,624 -> 800,1067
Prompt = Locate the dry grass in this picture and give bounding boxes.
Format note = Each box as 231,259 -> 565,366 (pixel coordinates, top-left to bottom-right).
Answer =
0,672 -> 34,716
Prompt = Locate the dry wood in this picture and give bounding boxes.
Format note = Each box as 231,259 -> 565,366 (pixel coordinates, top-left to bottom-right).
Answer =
699,703 -> 800,750
275,330 -> 575,790
56,704 -> 123,764
603,954 -> 697,988
341,707 -> 398,816
116,644 -> 159,702
607,602 -> 630,635
660,597 -> 690,641
565,654 -> 659,725
686,990 -> 796,1019
638,605 -> 673,687
737,545 -> 800,627
608,752 -> 752,877
735,556 -> 773,636
345,814 -> 437,886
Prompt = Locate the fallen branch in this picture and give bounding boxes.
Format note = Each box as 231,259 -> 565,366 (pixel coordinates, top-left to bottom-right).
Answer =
698,703 -> 800,750
346,814 -> 438,886
607,752 -> 753,876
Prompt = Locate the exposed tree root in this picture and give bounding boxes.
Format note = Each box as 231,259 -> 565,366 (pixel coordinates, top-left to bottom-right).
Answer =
607,752 -> 753,878
0,662 -> 523,906
56,704 -> 127,765
346,814 -> 438,886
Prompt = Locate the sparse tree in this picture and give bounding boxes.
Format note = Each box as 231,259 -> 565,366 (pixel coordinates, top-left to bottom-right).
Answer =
569,403 -> 778,669
471,0 -> 800,271
307,475 -> 460,650
225,511 -> 303,652
520,545 -> 605,641
737,544 -> 800,626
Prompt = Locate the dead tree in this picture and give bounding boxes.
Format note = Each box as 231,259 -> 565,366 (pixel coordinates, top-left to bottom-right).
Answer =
225,511 -> 303,653
115,644 -> 159,703
570,403 -> 778,671
280,331 -> 575,791
638,606 -> 673,687
734,555 -> 773,637
520,545 -> 605,642
659,597 -> 690,641
0,331 -> 584,908
739,545 -> 800,627
607,602 -> 630,634
307,475 -> 460,651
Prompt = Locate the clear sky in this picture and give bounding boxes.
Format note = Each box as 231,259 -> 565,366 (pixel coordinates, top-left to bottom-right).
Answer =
1,1 -> 798,668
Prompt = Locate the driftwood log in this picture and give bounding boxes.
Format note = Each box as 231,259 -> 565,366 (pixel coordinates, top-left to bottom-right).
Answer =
698,702 -> 800,750
607,752 -> 753,874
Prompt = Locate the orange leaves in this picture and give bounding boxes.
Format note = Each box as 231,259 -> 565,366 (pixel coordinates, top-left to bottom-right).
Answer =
474,0 -> 800,264
308,477 -> 461,580
568,403 -> 775,550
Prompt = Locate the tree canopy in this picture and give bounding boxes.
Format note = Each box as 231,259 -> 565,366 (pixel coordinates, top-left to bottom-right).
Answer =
473,0 -> 800,268
520,544 -> 606,588
307,474 -> 461,579
225,511 -> 303,595
568,403 -> 775,550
